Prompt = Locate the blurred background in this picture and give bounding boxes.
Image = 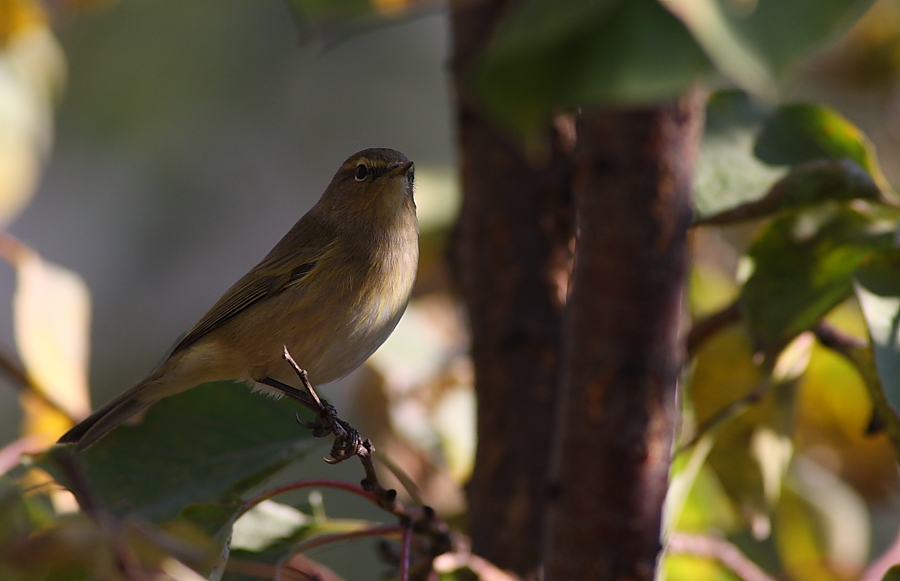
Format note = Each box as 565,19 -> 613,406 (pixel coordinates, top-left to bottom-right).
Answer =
0,0 -> 457,444
5,1 -> 900,579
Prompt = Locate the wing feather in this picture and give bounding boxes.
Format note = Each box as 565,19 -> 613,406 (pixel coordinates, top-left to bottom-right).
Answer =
170,214 -> 336,355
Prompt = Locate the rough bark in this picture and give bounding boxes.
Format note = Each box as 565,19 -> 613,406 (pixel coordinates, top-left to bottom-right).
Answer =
543,93 -> 704,580
448,0 -> 572,575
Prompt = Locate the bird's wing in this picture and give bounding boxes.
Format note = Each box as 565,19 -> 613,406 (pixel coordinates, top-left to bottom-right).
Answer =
170,217 -> 337,355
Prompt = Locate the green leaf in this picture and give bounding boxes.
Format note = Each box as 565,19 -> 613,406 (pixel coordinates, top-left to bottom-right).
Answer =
282,0 -> 393,40
854,249 -> 900,411
472,0 -> 712,135
667,0 -> 876,94
694,90 -> 786,218
42,382 -> 319,523
697,159 -> 883,226
754,104 -> 884,181
740,206 -> 895,351
478,0 -> 621,54
882,564 -> 900,581
773,485 -> 834,580
695,93 -> 895,222
717,0 -> 874,73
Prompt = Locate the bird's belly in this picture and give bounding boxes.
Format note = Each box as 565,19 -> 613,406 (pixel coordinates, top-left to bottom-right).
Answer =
232,252 -> 416,388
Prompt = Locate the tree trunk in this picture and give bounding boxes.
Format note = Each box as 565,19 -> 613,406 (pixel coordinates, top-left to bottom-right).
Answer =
543,93 -> 704,580
448,0 -> 572,575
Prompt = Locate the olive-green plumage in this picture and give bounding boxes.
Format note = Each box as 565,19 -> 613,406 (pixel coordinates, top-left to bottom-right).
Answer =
58,148 -> 418,451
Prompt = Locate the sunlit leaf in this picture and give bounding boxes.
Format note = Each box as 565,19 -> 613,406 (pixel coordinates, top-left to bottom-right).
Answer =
220,499 -> 375,581
230,500 -> 310,553
696,93 -> 892,224
0,0 -> 45,46
774,486 -> 838,580
689,323 -> 764,427
740,205 -> 894,351
0,19 -> 65,226
789,457 -> 870,572
670,462 -> 737,536
662,552 -> 739,581
690,258 -> 740,321
666,435 -> 717,533
799,314 -> 875,442
7,239 -> 91,440
687,321 -> 796,537
754,103 -> 888,188
854,248 -> 900,411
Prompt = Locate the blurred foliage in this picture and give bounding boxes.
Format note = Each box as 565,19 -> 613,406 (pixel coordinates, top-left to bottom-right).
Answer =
2,0 -> 900,580
676,82 -> 900,580
0,0 -> 64,228
471,0 -> 877,136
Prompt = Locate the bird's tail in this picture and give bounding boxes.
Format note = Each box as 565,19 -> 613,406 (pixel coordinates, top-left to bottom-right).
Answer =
57,365 -> 175,452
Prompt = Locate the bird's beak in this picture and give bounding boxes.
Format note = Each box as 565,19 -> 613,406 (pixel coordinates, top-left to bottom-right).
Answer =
389,160 -> 414,176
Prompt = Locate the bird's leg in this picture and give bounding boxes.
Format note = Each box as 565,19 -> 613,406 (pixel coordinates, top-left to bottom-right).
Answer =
280,346 -> 325,409
275,346 -> 362,461
256,376 -> 317,409
258,374 -> 335,438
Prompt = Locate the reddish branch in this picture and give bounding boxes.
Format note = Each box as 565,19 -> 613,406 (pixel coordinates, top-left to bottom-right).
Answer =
274,349 -> 452,576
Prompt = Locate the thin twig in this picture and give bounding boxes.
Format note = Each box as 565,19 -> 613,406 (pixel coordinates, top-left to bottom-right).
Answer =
373,450 -> 424,507
399,521 -> 413,581
278,347 -> 454,573
692,158 -> 892,227
0,344 -> 77,423
240,478 -> 380,518
811,320 -> 866,350
811,321 -> 900,461
667,532 -> 776,581
290,523 -> 403,554
225,558 -> 314,581
675,381 -> 769,456
686,300 -> 742,358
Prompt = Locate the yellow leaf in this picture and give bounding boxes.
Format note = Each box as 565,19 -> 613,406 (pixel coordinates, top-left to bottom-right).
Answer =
0,0 -> 45,46
19,391 -> 74,445
0,18 -> 66,226
9,238 -> 91,434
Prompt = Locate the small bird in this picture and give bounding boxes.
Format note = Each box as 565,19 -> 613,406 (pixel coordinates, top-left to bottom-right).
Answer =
58,148 -> 418,451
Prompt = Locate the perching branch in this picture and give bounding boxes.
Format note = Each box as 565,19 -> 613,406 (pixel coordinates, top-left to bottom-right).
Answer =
275,347 -> 453,577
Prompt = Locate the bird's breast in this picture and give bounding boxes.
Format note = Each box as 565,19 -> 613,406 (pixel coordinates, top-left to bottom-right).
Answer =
291,218 -> 418,384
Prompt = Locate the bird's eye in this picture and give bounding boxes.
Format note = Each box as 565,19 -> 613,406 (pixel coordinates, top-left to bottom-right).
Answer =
355,164 -> 368,181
